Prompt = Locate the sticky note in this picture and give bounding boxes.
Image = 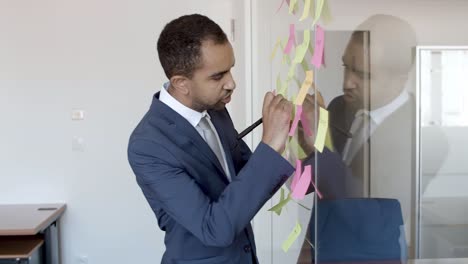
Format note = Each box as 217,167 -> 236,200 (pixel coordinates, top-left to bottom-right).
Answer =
314,107 -> 328,152
292,165 -> 311,200
301,60 -> 309,73
288,137 -> 307,159
311,25 -> 325,68
313,0 -> 325,25
291,159 -> 302,190
324,129 -> 334,151
282,222 -> 302,253
276,0 -> 286,13
322,0 -> 332,23
287,62 -> 297,80
293,30 -> 310,64
279,40 -> 292,65
289,105 -> 302,136
288,0 -> 297,14
295,70 -> 314,105
268,188 -> 292,216
284,24 -> 296,55
299,0 -> 311,21
276,75 -> 288,97
310,173 -> 323,199
270,37 -> 282,60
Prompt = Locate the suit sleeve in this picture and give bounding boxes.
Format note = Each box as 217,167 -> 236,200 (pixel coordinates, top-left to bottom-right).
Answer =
128,139 -> 294,247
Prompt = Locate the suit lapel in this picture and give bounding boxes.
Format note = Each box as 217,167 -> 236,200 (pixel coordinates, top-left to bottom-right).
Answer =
150,94 -> 229,183
209,111 -> 236,178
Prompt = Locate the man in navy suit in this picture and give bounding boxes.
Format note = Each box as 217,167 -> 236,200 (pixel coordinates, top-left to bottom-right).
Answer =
128,14 -> 294,264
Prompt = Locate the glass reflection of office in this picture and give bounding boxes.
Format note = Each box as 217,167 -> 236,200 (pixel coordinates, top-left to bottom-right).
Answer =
311,16 -> 418,263
418,47 -> 468,259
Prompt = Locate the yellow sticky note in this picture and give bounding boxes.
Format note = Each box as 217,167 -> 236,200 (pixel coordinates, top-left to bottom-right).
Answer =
299,0 -> 311,21
313,0 -> 325,25
293,30 -> 310,64
282,222 -> 302,253
276,75 -> 288,97
287,63 -> 297,81
309,0 -> 315,20
268,188 -> 292,216
324,129 -> 334,152
289,137 -> 307,159
322,0 -> 332,24
289,0 -> 298,14
270,37 -> 282,61
314,107 -> 329,153
295,70 -> 314,105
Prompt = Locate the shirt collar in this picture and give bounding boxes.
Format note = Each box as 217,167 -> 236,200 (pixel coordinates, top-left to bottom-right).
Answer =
159,82 -> 208,128
364,90 -> 409,125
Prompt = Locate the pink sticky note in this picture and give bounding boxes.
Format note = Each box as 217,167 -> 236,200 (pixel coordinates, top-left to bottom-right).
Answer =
311,25 -> 325,68
276,0 -> 286,13
291,159 -> 302,191
292,165 -> 312,200
283,24 -> 296,55
288,105 -> 302,136
310,174 -> 323,199
300,111 -> 313,137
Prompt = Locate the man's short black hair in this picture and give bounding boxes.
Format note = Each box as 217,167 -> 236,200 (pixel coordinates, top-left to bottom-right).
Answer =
157,14 -> 228,79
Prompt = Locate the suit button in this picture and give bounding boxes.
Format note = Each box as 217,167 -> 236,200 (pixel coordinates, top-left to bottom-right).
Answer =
244,245 -> 251,253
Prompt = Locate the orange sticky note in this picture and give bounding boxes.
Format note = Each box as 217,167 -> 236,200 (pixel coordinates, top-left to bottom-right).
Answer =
295,70 -> 314,105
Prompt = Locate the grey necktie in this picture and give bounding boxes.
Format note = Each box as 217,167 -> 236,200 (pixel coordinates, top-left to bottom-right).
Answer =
197,114 -> 231,180
342,110 -> 373,165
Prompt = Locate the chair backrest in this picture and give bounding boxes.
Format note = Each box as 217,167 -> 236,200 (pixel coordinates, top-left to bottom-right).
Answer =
310,198 -> 407,263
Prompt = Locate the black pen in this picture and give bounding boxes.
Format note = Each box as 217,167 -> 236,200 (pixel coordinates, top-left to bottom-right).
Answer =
237,117 -> 352,140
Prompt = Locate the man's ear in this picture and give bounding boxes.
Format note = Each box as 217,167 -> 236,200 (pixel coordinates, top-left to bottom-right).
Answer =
170,75 -> 190,95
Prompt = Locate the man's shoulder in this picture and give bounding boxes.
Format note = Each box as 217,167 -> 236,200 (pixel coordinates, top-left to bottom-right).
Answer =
327,95 -> 346,111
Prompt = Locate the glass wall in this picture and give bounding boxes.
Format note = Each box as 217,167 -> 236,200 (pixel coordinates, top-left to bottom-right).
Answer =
250,1 -> 468,263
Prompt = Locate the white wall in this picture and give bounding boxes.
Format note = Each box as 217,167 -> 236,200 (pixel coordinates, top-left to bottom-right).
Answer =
0,1 -> 247,263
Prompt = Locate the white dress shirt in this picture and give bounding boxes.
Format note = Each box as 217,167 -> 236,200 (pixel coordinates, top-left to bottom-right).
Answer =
159,82 -> 232,181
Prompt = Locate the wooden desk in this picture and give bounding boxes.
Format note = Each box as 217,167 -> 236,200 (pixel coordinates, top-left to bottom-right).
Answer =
0,204 -> 66,264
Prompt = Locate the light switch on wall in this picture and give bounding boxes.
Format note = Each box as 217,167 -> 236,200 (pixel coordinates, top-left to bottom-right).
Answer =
72,109 -> 85,120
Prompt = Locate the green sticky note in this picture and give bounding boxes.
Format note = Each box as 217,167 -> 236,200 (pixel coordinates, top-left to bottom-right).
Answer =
314,107 -> 329,153
289,0 -> 298,14
289,137 -> 307,159
301,59 -> 309,73
282,222 -> 302,253
293,30 -> 310,64
280,40 -> 292,66
287,63 -> 297,81
299,0 -> 311,21
268,188 -> 292,216
313,0 -> 325,25
322,0 -> 332,24
324,129 -> 334,152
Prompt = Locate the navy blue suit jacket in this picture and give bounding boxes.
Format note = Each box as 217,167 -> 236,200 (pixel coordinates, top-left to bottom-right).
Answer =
128,93 -> 294,264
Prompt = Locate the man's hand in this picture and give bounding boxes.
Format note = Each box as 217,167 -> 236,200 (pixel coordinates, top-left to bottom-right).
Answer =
261,92 -> 293,153
297,92 -> 326,154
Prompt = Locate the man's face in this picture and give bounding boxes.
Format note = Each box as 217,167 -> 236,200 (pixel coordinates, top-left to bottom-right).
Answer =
341,36 -> 370,110
187,40 -> 236,112
342,34 -> 406,110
